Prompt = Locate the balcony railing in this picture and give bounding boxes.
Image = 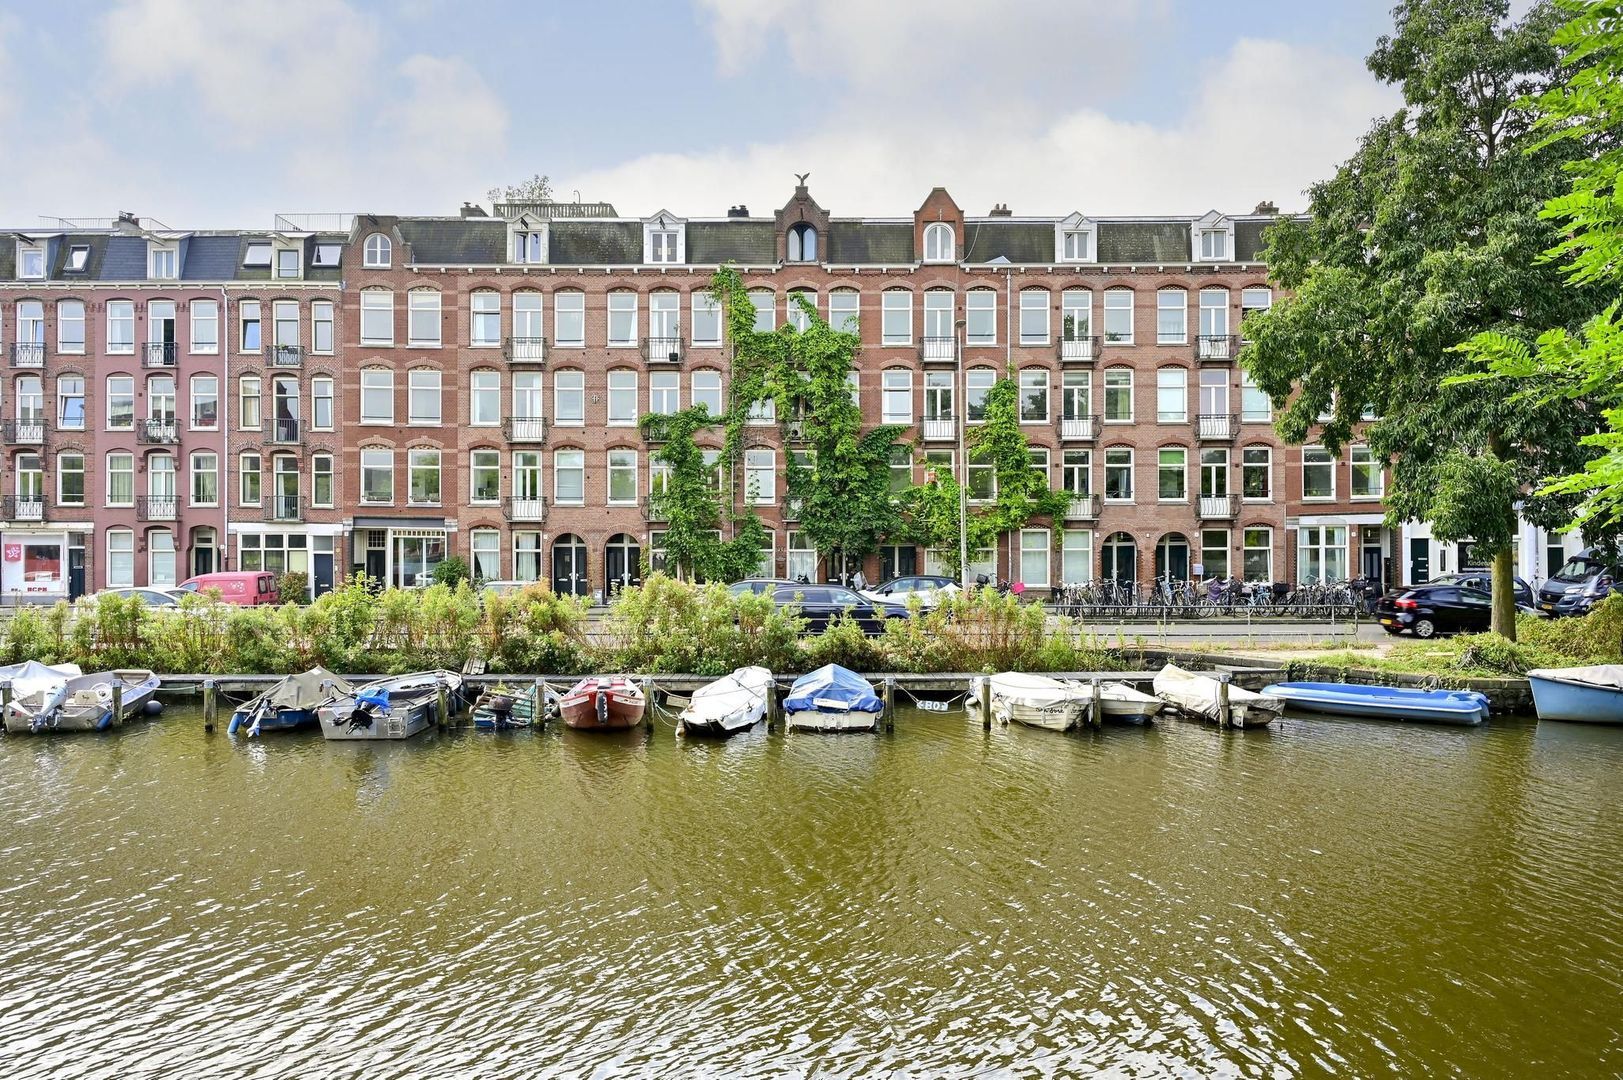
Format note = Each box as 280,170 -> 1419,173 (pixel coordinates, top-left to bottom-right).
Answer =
1194,413 -> 1238,441
266,343 -> 305,367
642,496 -> 669,523
9,342 -> 45,368
137,495 -> 177,521
921,416 -> 956,441
2,494 -> 45,522
1197,494 -> 1239,519
505,496 -> 548,522
1,419 -> 46,445
265,495 -> 303,522
143,342 -> 178,368
1197,335 -> 1239,362
503,417 -> 547,443
137,418 -> 179,445
919,337 -> 957,363
504,336 -> 547,364
268,417 -> 302,445
1058,336 -> 1101,363
642,336 -> 685,365
1065,494 -> 1100,520
1057,414 -> 1099,441
783,420 -> 809,443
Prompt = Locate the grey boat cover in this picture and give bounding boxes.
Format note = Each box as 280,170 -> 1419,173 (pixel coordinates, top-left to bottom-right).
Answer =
2,660 -> 85,701
250,667 -> 355,711
1527,665 -> 1623,691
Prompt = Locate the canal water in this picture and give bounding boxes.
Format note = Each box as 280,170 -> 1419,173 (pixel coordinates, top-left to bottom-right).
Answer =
1,705 -> 1618,1078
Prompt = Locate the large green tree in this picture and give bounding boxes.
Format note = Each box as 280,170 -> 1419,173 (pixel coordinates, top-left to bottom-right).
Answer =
1242,0 -> 1605,639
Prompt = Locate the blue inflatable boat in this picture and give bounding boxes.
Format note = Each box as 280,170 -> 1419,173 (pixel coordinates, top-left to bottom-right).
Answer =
1261,682 -> 1490,725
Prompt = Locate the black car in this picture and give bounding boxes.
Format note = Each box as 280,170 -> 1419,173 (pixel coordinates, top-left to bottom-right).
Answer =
1427,571 -> 1534,611
768,583 -> 907,635
727,578 -> 803,597
1377,584 -> 1492,638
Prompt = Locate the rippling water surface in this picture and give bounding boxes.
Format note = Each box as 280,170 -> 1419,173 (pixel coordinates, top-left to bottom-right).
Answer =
1,704 -> 1619,1078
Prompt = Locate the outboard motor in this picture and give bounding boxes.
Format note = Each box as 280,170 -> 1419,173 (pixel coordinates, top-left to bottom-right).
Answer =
347,687 -> 389,732
595,688 -> 609,725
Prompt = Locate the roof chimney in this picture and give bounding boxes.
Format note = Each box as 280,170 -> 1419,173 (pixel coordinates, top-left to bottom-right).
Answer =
727,204 -> 750,218
115,211 -> 141,232
1253,199 -> 1279,216
988,203 -> 1012,217
461,202 -> 487,218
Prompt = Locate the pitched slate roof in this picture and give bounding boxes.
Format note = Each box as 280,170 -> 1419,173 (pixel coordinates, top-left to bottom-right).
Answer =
827,221 -> 913,264
1233,219 -> 1273,262
1097,222 -> 1191,262
180,234 -> 247,281
399,219 -> 506,264
98,235 -> 149,279
962,220 -> 1052,263
50,235 -> 108,278
549,221 -> 643,264
687,221 -> 775,264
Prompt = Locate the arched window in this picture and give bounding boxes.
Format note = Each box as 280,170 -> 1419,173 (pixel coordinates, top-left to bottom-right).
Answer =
363,233 -> 391,268
924,222 -> 955,262
788,222 -> 818,262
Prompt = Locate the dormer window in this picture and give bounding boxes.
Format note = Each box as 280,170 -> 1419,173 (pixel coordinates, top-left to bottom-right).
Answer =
788,222 -> 818,262
363,233 -> 391,268
650,230 -> 679,263
1062,229 -> 1090,262
243,242 -> 272,268
642,212 -> 686,264
66,245 -> 90,272
275,249 -> 300,279
312,243 -> 341,267
923,222 -> 955,263
18,245 -> 45,279
149,246 -> 178,279
515,231 -> 545,263
1200,229 -> 1227,260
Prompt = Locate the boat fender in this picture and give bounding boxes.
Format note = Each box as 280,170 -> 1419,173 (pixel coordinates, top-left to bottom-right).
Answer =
596,689 -> 609,725
96,711 -> 113,732
144,699 -> 163,716
227,713 -> 243,735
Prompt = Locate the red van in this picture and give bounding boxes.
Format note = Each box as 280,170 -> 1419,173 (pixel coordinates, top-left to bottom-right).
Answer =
176,571 -> 280,606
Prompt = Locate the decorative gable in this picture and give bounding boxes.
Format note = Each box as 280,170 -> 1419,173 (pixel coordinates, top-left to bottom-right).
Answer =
1054,211 -> 1097,263
506,211 -> 549,264
1192,210 -> 1234,262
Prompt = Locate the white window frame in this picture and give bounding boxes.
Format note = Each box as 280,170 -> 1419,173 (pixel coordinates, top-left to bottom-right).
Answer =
607,448 -> 638,505
828,289 -> 860,335
408,369 -> 442,425
1156,367 -> 1187,423
1103,368 -> 1134,423
553,449 -> 586,505
407,290 -> 442,347
966,289 -> 996,346
56,300 -> 86,354
470,449 -> 501,505
1156,288 -> 1187,345
607,292 -> 638,347
1019,289 -> 1049,346
469,370 -> 501,426
1350,445 -> 1384,499
190,300 -> 219,355
607,369 -> 639,426
881,291 -> 912,346
923,222 -> 955,263
360,368 -> 394,425
554,291 -> 585,347
1020,528 -> 1050,588
691,292 -> 722,345
106,301 -> 135,354
106,528 -> 135,588
745,448 -> 776,505
881,369 -> 913,425
1103,289 -> 1134,345
470,290 -> 501,347
1302,446 -> 1336,501
363,233 -> 392,268
553,370 -> 585,424
360,289 -> 393,346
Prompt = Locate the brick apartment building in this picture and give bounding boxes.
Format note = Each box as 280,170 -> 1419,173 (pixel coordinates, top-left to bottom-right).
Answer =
0,185 -> 1585,602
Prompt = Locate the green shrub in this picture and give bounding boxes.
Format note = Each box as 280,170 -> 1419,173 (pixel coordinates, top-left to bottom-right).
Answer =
803,612 -> 886,672
275,571 -> 309,605
431,556 -> 469,587
482,585 -> 591,675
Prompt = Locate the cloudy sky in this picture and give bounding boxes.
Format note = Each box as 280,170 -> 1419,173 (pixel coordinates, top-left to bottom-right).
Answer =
0,0 -> 1405,227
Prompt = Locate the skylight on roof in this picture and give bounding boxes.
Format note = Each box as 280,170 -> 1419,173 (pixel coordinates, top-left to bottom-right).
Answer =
243,242 -> 272,267
312,243 -> 341,267
66,245 -> 90,272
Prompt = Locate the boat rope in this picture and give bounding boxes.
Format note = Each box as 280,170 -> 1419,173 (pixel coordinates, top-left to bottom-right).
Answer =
894,684 -> 968,709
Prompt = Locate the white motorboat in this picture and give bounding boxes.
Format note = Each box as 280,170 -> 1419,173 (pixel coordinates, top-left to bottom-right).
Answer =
679,666 -> 774,738
1094,680 -> 1165,724
5,668 -> 160,733
968,672 -> 1164,730
1152,663 -> 1284,727
783,664 -> 883,732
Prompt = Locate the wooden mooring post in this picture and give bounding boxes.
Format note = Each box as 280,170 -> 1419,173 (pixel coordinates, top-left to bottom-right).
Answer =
436,679 -> 451,729
882,677 -> 896,734
979,676 -> 993,731
111,680 -> 124,731
1216,672 -> 1232,729
535,678 -> 548,729
0,679 -> 11,722
202,678 -> 217,733
1090,675 -> 1103,730
642,677 -> 654,732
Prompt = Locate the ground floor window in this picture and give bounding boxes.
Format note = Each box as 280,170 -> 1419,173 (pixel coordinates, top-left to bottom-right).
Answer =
1200,528 -> 1229,580
240,532 -> 310,575
149,529 -> 176,586
787,530 -> 816,582
1243,527 -> 1273,582
514,531 -> 542,582
755,531 -> 775,578
1061,530 -> 1092,584
107,528 -> 134,587
1298,525 -> 1348,583
471,528 -> 500,583
1020,529 -> 1049,587
968,545 -> 996,584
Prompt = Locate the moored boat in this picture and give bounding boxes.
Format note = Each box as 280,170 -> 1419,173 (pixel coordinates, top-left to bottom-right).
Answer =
559,675 -> 647,730
5,669 -> 160,733
679,666 -> 774,738
972,672 -> 1086,731
1153,663 -> 1283,727
1095,680 -> 1165,724
0,661 -> 84,732
783,664 -> 883,732
229,667 -> 353,736
1526,666 -> 1623,724
471,681 -> 561,730
1262,681 -> 1489,725
317,670 -> 463,741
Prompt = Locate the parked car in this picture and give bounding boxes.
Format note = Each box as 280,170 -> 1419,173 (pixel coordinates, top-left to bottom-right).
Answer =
91,587 -> 189,607
767,582 -> 907,635
1377,584 -> 1493,638
1427,571 -> 1535,611
727,578 -> 803,598
175,571 -> 280,606
861,575 -> 961,609
1536,548 -> 1622,617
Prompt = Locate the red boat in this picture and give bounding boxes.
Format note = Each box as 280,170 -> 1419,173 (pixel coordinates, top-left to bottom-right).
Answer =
559,675 -> 647,730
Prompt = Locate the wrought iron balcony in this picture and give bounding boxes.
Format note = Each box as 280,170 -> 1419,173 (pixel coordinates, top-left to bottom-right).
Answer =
1,494 -> 45,522
783,419 -> 810,444
137,495 -> 177,521
9,342 -> 45,368
921,416 -> 956,442
143,342 -> 178,368
503,336 -> 547,364
1058,336 -> 1101,363
1196,493 -> 1239,519
1194,413 -> 1239,441
265,495 -> 303,522
268,417 -> 303,445
1065,494 -> 1100,520
641,496 -> 669,523
504,496 -> 548,522
266,343 -> 305,367
137,418 -> 179,445
1196,335 -> 1239,362
919,337 -> 957,363
1,419 -> 46,445
1057,414 -> 1099,441
642,336 -> 685,365
502,417 -> 547,442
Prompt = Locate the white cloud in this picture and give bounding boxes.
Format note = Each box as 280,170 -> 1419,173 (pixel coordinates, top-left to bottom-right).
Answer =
566,36 -> 1398,218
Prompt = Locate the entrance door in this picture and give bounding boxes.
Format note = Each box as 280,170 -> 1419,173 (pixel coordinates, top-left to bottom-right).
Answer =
68,544 -> 86,600
1360,526 -> 1384,582
552,533 -> 588,596
1155,533 -> 1191,581
880,544 -> 918,583
1101,532 -> 1137,584
192,526 -> 216,576
313,551 -> 335,596
1408,537 -> 1429,586
364,548 -> 386,584
605,533 -> 640,595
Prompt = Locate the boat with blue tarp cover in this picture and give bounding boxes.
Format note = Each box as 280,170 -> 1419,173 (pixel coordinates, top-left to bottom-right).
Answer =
783,664 -> 883,732
1262,681 -> 1490,725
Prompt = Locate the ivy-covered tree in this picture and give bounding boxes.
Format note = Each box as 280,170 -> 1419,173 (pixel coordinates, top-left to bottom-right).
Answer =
1241,0 -> 1606,639
643,406 -> 768,582
710,265 -> 907,576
